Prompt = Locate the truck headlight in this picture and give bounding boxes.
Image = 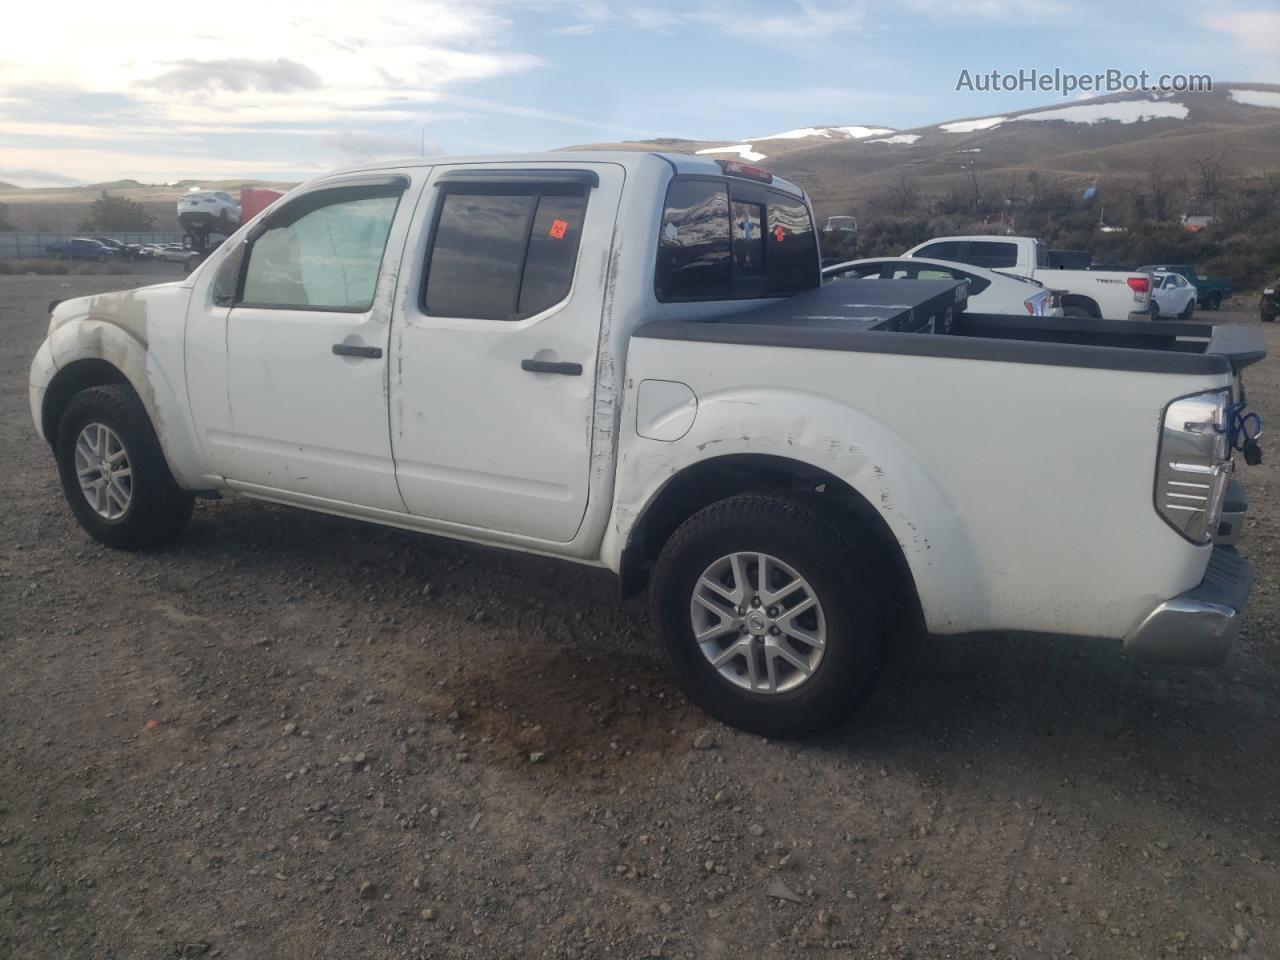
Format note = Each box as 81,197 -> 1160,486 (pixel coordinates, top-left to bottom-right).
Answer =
1156,390 -> 1232,544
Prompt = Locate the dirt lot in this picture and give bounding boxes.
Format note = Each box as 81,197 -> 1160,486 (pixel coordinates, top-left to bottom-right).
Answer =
3,274 -> 1279,960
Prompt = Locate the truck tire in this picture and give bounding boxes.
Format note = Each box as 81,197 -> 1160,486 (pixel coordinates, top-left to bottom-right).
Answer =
1263,311 -> 1277,324
1063,305 -> 1093,319
650,494 -> 884,738
1205,291 -> 1222,310
55,385 -> 194,549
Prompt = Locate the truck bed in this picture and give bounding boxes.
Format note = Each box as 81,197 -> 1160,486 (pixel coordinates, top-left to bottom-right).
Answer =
637,279 -> 1264,376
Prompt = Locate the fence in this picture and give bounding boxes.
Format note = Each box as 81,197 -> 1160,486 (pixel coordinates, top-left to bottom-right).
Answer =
0,232 -> 186,258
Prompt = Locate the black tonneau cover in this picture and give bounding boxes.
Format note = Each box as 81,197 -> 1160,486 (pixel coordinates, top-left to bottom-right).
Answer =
636,278 -> 1264,377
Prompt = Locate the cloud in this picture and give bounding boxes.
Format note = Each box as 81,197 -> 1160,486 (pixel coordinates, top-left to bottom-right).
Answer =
0,166 -> 82,188
0,84 -> 152,124
0,1 -> 549,181
902,0 -> 1067,18
319,130 -> 436,161
150,58 -> 324,94
369,92 -> 657,138
1200,9 -> 1280,54
555,24 -> 597,35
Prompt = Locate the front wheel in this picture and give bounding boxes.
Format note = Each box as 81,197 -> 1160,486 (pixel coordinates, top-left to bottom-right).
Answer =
55,385 -> 194,549
1180,298 -> 1195,320
651,495 -> 885,738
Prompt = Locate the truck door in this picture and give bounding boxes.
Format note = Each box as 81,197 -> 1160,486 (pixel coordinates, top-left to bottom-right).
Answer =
389,163 -> 623,543
217,175 -> 417,511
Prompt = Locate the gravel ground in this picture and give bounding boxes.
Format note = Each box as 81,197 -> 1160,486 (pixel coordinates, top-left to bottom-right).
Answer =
3,273 -> 1279,960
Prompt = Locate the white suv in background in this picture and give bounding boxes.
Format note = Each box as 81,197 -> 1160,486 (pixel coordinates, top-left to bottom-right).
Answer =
177,190 -> 241,235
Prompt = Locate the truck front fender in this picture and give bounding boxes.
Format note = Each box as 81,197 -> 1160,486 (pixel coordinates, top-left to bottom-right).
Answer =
44,286 -> 207,489
606,386 -> 991,633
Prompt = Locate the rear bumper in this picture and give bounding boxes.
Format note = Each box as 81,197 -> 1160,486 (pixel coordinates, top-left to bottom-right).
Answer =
1123,547 -> 1253,666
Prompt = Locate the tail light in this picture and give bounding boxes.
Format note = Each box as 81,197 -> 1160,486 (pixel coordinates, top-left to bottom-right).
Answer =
715,160 -> 773,183
1127,275 -> 1150,303
1155,390 -> 1232,544
1023,293 -> 1050,316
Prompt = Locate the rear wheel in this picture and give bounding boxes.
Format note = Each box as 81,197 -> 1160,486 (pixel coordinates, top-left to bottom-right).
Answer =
1205,291 -> 1222,311
55,385 -> 194,549
651,495 -> 885,738
1063,305 -> 1093,319
1148,302 -> 1161,320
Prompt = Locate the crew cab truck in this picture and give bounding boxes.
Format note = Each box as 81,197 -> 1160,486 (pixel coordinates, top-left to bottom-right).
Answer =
903,235 -> 1153,321
29,152 -> 1264,738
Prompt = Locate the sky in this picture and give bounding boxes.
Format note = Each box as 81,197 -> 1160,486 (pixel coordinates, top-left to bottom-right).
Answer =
0,0 -> 1277,187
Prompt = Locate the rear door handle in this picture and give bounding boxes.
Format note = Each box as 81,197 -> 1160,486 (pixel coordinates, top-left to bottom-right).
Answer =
332,344 -> 382,359
521,358 -> 582,376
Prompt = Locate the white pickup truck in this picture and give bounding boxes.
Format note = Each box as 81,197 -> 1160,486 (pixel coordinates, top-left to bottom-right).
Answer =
902,234 -> 1153,321
29,152 -> 1264,738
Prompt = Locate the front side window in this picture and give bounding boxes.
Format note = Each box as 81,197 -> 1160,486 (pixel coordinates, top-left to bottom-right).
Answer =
239,187 -> 401,310
423,187 -> 588,321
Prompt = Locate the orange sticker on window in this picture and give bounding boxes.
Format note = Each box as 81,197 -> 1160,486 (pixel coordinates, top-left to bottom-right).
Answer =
549,219 -> 568,239
774,225 -> 785,242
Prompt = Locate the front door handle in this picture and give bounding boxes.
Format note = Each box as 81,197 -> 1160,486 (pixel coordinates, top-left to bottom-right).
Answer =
521,358 -> 582,376
333,344 -> 382,359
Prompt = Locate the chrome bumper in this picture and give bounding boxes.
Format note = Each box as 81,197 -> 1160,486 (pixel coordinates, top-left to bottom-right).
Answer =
1124,547 -> 1253,666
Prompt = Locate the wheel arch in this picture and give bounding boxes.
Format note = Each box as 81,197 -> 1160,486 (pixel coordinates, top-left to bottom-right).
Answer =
617,453 -> 922,623
41,358 -> 131,448
1060,294 -> 1102,318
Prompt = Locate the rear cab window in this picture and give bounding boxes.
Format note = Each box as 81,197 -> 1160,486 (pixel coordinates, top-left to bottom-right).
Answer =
656,176 -> 818,302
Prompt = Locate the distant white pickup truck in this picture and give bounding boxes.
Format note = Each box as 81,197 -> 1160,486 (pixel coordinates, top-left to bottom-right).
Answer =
30,152 -> 1263,738
903,234 -> 1152,320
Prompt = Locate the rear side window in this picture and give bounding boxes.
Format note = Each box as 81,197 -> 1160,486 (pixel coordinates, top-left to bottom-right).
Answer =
519,194 -> 588,315
424,187 -> 588,321
656,177 -> 819,301
965,240 -> 1018,269
657,180 -> 732,300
